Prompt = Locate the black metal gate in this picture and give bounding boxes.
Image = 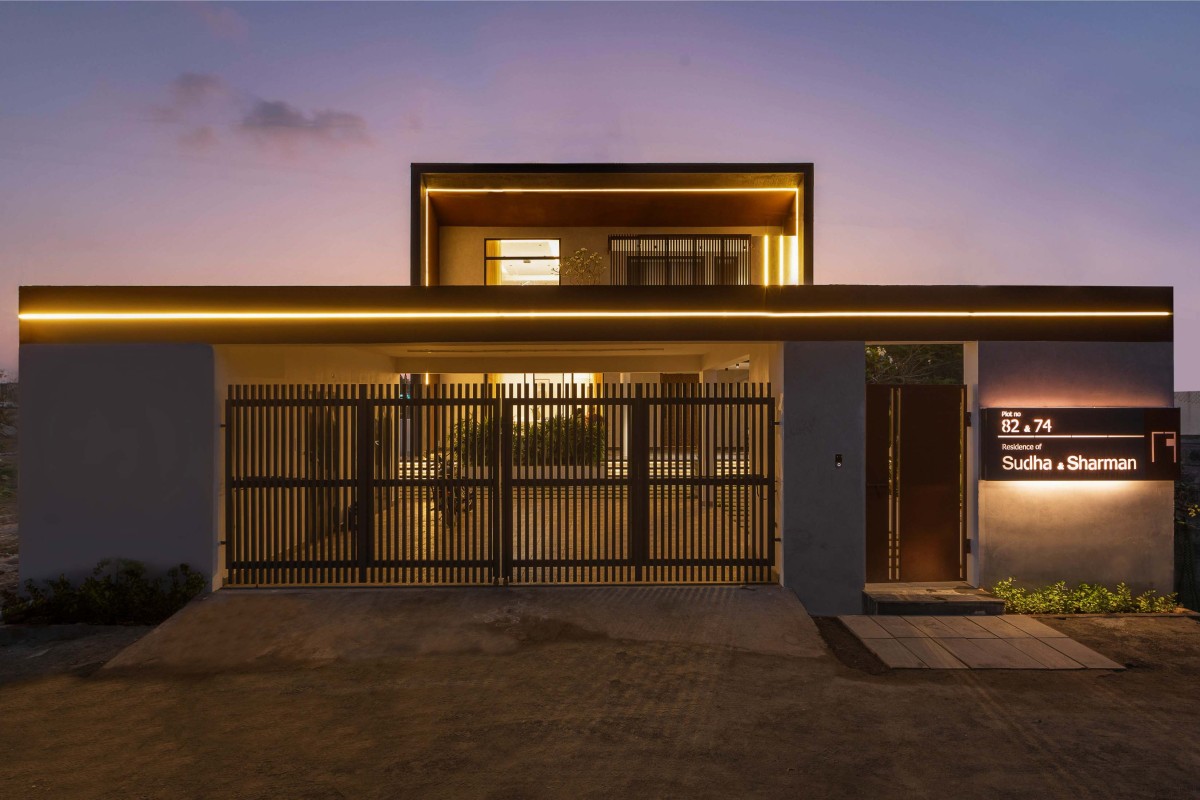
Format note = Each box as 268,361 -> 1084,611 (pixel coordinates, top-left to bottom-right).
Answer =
224,382 -> 775,586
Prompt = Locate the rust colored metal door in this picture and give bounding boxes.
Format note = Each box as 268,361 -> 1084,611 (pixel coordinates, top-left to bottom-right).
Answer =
865,385 -> 894,583
865,385 -> 966,583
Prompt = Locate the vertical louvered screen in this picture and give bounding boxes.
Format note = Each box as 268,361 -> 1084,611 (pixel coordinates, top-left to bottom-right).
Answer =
609,234 -> 752,286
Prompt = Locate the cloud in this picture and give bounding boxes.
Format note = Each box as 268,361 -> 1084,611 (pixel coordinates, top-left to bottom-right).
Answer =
239,100 -> 371,150
150,72 -> 227,123
186,3 -> 249,43
147,73 -> 371,157
179,126 -> 219,152
171,73 -> 227,107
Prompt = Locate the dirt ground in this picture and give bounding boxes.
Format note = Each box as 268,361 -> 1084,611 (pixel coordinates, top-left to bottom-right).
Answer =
1,589 -> 1198,800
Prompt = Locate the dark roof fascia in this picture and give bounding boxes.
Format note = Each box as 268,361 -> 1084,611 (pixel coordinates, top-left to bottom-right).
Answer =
19,284 -> 1173,345
412,162 -> 812,176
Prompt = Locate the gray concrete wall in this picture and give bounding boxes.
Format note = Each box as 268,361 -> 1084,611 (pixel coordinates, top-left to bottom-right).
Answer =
19,344 -> 219,587
974,341 -> 1175,593
1176,391 -> 1200,435
775,341 -> 865,615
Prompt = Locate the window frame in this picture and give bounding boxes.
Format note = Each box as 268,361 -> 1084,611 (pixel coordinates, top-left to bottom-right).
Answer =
483,238 -> 562,286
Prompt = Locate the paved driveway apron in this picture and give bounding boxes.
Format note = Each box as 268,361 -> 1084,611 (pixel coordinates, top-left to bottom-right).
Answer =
839,614 -> 1124,669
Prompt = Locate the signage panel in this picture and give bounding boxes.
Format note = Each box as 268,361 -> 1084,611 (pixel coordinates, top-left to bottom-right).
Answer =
980,407 -> 1180,481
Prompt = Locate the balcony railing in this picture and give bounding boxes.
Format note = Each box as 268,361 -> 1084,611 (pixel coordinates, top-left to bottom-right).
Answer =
609,235 -> 752,286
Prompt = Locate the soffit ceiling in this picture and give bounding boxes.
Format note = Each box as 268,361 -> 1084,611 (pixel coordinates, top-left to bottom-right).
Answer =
424,170 -> 803,228
423,171 -> 804,191
427,190 -> 797,227
372,342 -> 744,359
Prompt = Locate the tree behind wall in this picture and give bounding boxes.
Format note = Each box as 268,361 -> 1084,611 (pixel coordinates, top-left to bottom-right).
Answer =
865,344 -> 963,385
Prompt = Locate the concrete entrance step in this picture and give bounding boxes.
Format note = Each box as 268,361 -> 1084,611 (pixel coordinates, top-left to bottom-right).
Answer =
838,614 -> 1124,670
863,582 -> 1006,616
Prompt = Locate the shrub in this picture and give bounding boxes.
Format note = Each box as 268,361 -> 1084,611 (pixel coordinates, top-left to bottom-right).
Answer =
514,409 -> 607,466
991,578 -> 1178,614
430,408 -> 607,470
0,559 -> 205,625
554,247 -> 606,285
448,414 -> 494,467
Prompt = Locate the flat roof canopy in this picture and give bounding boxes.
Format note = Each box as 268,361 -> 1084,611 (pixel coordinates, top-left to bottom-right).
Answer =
20,285 -> 1173,345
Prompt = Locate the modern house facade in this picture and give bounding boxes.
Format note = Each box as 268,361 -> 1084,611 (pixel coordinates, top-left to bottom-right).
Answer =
17,163 -> 1178,615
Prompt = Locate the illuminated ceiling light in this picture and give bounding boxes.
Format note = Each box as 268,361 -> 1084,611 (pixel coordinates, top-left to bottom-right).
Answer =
18,310 -> 1172,322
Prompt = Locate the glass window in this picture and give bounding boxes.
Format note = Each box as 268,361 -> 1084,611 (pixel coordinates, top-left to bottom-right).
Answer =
485,239 -> 560,286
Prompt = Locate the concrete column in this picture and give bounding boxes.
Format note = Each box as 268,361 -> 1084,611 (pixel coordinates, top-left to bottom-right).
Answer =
775,341 -> 866,615
19,343 -> 219,588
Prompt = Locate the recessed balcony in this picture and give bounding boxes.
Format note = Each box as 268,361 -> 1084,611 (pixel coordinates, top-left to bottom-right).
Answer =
413,163 -> 811,288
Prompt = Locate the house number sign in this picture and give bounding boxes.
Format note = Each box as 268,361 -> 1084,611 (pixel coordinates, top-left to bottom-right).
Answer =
980,407 -> 1180,481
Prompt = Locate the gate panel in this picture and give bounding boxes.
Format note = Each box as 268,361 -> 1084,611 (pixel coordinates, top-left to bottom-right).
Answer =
226,383 -> 497,586
646,382 -> 774,583
368,383 -> 497,585
506,383 -> 634,584
225,380 -> 776,587
226,384 -> 360,586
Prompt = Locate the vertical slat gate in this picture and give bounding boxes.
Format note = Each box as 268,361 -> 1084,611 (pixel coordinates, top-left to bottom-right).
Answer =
225,381 -> 775,586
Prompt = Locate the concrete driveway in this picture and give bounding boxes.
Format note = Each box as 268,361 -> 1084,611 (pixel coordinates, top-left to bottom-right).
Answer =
106,585 -> 825,671
4,588 -> 1200,799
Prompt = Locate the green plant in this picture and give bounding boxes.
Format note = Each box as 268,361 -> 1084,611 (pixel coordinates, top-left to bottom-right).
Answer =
447,413 -> 494,466
991,577 -> 1178,614
514,409 -> 607,466
0,559 -> 205,625
865,344 -> 963,385
554,247 -> 606,285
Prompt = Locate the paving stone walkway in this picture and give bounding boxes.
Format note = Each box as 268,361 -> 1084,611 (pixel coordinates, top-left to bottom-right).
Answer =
838,614 -> 1124,670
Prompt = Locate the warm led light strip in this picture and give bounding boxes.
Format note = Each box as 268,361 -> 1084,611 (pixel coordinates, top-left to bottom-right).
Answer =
19,310 -> 1171,322
426,187 -> 799,194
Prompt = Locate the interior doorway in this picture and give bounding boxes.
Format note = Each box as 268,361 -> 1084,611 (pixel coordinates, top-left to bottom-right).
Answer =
865,384 -> 967,583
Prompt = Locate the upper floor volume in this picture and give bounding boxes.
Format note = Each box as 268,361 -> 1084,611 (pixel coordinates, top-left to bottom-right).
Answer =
410,163 -> 813,288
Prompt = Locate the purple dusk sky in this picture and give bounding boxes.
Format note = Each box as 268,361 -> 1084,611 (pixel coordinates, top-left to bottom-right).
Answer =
1,2 -> 1196,385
